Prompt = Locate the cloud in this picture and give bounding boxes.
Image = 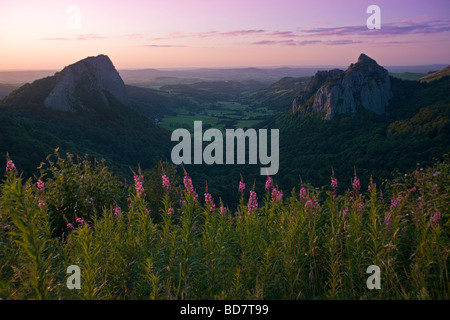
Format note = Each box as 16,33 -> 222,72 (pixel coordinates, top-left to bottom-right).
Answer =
323,39 -> 362,45
141,44 -> 186,48
41,37 -> 72,41
76,34 -> 105,41
301,20 -> 450,37
220,29 -> 265,37
251,39 -> 321,46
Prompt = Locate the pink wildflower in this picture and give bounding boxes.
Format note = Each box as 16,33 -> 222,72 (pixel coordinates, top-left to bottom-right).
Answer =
6,160 -> 18,175
271,187 -> 283,202
342,206 -> 349,217
390,198 -> 400,210
265,176 -> 273,192
247,190 -> 258,215
114,205 -> 122,216
352,174 -> 361,192
168,207 -> 174,215
67,223 -> 75,230
204,192 -> 215,212
134,174 -> 145,198
162,174 -> 171,193
183,172 -> 198,201
358,201 -> 364,213
238,180 -> 245,193
76,217 -> 89,228
431,211 -> 441,224
37,180 -> 45,191
331,176 -> 338,190
38,198 -> 46,209
299,186 -> 306,199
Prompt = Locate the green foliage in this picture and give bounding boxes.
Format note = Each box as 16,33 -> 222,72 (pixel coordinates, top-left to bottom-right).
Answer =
0,153 -> 448,300
39,150 -> 125,237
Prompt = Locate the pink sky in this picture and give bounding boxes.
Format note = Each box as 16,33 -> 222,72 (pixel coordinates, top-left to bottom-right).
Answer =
0,0 -> 449,70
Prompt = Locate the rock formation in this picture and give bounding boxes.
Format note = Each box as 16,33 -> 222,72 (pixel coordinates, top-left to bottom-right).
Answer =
44,54 -> 129,112
292,53 -> 392,120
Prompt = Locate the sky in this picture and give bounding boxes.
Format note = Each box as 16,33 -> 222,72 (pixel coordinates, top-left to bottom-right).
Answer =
0,0 -> 449,70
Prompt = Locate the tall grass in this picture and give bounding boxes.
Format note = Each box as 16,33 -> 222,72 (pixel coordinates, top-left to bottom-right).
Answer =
0,151 -> 448,299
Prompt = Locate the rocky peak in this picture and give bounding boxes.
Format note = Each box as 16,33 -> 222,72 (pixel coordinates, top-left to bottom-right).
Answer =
357,53 -> 374,63
292,53 -> 392,120
44,54 -> 129,112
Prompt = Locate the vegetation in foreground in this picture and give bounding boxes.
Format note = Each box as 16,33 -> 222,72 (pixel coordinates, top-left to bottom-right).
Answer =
0,151 -> 448,300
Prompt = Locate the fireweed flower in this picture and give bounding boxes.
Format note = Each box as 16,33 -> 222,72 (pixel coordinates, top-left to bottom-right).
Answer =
352,174 -> 361,192
204,192 -> 215,212
238,180 -> 245,193
76,217 -> 89,228
6,160 -> 18,175
271,187 -> 283,202
114,205 -> 122,216
342,206 -> 349,217
38,198 -> 46,209
162,174 -> 171,193
330,176 -> 338,190
67,223 -> 75,230
37,180 -> 45,191
247,190 -> 258,215
390,197 -> 400,210
305,198 -> 313,209
183,172 -> 198,201
431,211 -> 441,224
265,176 -> 273,192
358,201 -> 365,213
299,186 -> 306,199
168,207 -> 174,215
134,174 -> 145,198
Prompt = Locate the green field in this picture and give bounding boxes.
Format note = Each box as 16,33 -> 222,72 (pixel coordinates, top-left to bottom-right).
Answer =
161,102 -> 274,132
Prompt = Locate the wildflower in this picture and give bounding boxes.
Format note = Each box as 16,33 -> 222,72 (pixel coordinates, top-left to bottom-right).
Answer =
168,207 -> 174,215
67,223 -> 75,230
358,201 -> 364,213
238,180 -> 245,193
342,206 -> 349,217
204,192 -> 215,212
305,198 -> 313,209
38,198 -> 46,209
352,174 -> 361,192
183,172 -> 198,201
271,187 -> 283,203
134,174 -> 145,198
433,171 -> 441,177
265,176 -> 273,192
37,180 -> 45,191
330,176 -> 338,190
76,217 -> 89,228
390,197 -> 400,210
299,186 -> 306,199
5,160 -> 18,175
220,205 -> 227,216
247,190 -> 258,215
162,174 -> 171,193
431,211 -> 441,224
114,205 -> 122,216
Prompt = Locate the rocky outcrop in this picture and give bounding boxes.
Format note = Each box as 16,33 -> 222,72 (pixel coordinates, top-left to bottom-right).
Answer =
44,54 -> 129,112
292,54 -> 392,120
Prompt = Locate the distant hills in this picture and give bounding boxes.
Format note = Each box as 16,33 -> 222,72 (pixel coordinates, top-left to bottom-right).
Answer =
419,65 -> 450,83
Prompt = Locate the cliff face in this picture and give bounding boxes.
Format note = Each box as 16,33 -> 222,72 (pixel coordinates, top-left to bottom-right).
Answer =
43,54 -> 129,112
292,54 -> 392,120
